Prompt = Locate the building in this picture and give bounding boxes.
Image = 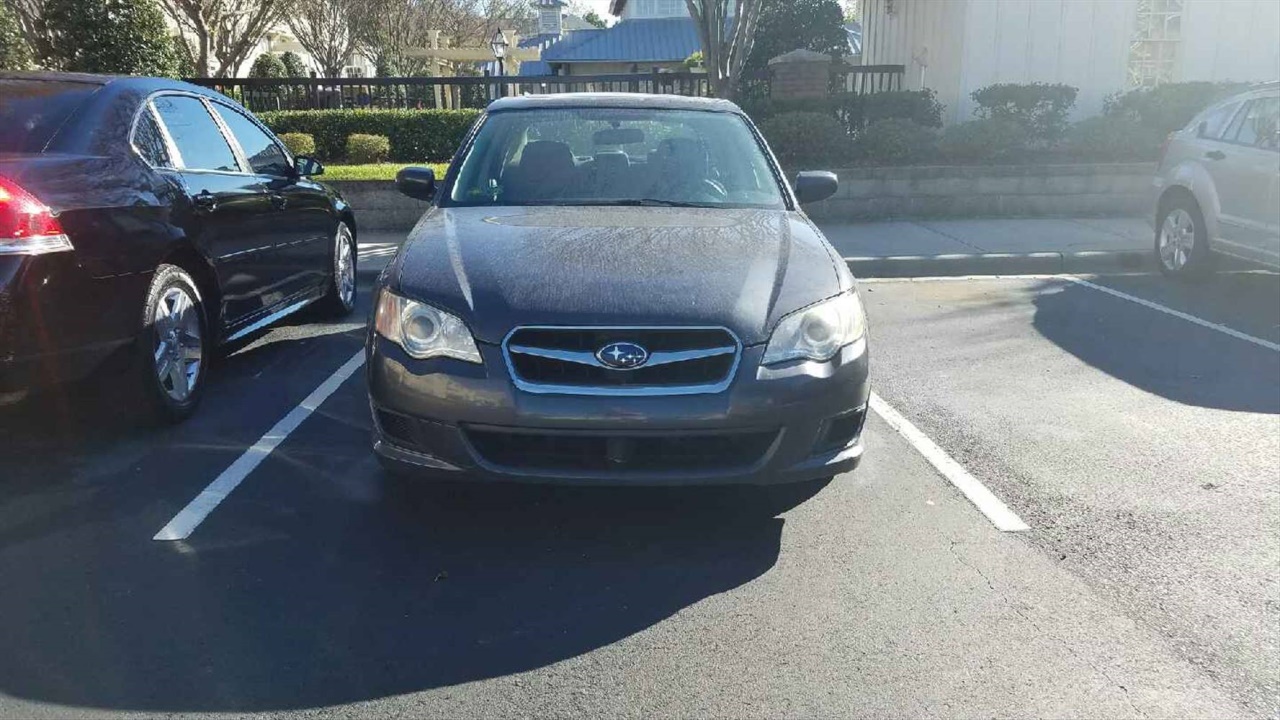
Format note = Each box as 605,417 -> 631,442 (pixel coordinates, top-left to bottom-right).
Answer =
859,0 -> 1280,123
521,0 -> 708,76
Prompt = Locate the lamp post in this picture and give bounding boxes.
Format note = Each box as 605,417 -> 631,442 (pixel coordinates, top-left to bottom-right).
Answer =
490,29 -> 509,97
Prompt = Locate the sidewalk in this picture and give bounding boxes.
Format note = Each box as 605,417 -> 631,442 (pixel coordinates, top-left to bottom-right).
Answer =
817,217 -> 1151,256
817,217 -> 1155,276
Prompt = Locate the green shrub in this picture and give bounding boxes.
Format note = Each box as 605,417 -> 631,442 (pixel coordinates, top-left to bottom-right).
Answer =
346,134 -> 391,164
756,112 -> 850,168
43,0 -> 178,76
258,109 -> 480,162
0,2 -> 33,70
1062,116 -> 1163,162
1103,81 -> 1254,134
939,118 -> 1030,164
971,82 -> 1077,144
849,119 -> 938,165
850,89 -> 944,129
744,90 -> 945,135
279,51 -> 307,77
249,53 -> 286,79
278,132 -> 316,157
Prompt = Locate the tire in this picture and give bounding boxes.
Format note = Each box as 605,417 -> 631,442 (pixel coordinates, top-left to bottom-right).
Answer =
317,221 -> 356,317
135,264 -> 209,424
1155,195 -> 1215,280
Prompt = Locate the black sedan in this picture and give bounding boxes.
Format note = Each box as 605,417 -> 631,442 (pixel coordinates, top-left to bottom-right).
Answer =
0,73 -> 357,421
369,94 -> 868,491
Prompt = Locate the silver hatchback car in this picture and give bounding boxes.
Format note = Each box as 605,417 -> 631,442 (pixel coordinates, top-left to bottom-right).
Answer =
1150,83 -> 1280,278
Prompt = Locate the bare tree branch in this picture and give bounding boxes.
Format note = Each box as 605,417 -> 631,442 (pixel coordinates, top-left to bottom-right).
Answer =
685,0 -> 762,100
287,0 -> 367,77
155,0 -> 290,77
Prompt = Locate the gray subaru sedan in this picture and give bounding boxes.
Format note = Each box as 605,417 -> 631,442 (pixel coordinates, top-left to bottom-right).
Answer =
367,93 -> 869,491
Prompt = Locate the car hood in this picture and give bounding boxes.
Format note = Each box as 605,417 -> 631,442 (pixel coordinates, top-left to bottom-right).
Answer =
391,206 -> 848,345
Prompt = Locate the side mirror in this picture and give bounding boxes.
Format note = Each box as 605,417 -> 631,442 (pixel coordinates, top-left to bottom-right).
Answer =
793,171 -> 838,205
295,156 -> 324,176
396,166 -> 436,201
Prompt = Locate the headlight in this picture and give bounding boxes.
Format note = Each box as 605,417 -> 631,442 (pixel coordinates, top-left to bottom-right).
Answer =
762,291 -> 866,365
374,289 -> 482,364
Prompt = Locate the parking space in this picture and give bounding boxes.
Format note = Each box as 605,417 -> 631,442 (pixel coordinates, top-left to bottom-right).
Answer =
1,264 -> 1277,718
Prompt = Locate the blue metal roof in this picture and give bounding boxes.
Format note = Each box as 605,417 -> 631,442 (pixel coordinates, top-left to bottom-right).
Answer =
518,60 -> 553,76
541,18 -> 701,63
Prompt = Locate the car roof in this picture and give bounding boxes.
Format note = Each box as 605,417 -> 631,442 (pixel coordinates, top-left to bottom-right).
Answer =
487,92 -> 742,114
0,71 -> 226,99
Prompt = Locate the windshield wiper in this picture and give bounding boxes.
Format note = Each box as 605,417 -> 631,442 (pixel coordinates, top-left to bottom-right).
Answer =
578,199 -> 720,208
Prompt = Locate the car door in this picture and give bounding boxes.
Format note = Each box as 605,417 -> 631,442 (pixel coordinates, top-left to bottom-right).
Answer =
150,94 -> 277,328
1184,98 -> 1248,245
1219,95 -> 1280,267
210,101 -> 336,298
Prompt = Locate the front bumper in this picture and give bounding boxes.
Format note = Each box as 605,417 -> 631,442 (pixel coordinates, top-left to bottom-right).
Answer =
367,335 -> 870,486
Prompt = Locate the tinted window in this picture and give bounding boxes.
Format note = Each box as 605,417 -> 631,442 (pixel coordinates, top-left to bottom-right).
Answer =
1195,101 -> 1241,140
132,108 -> 171,167
449,108 -> 785,209
0,79 -> 99,153
1231,96 -> 1279,150
212,103 -> 292,176
152,96 -> 239,172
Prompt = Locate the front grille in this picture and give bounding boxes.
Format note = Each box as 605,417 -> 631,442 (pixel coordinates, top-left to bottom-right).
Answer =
504,326 -> 740,395
465,427 -> 778,474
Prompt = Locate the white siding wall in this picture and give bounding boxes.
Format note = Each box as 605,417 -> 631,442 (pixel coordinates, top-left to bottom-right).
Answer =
861,0 -> 1278,126
1179,0 -> 1280,84
955,0 -> 1131,121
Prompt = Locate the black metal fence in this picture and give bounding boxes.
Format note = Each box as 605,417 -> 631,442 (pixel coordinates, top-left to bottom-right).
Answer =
189,65 -> 906,113
842,65 -> 907,95
188,72 -> 714,113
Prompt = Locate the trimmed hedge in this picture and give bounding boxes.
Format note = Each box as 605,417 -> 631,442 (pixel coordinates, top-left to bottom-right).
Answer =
1103,81 -> 1254,135
259,109 -> 481,163
971,82 -> 1077,144
742,90 -> 944,134
850,119 -> 938,165
346,134 -> 390,164
278,132 -> 315,157
757,112 -> 850,167
939,118 -> 1030,164
1062,116 -> 1162,162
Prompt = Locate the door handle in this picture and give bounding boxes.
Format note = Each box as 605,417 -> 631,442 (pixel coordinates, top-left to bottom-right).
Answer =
192,190 -> 218,212
1205,150 -> 1226,161
269,192 -> 288,210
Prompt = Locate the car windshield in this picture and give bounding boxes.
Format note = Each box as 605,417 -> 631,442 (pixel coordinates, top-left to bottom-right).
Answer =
447,107 -> 786,209
0,79 -> 99,154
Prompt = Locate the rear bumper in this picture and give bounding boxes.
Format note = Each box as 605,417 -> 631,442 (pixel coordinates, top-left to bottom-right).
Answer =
0,254 -> 142,392
368,335 -> 870,486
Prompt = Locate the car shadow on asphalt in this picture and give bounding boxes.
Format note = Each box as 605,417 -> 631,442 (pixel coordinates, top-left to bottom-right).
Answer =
0,470 -> 793,712
1031,277 -> 1280,414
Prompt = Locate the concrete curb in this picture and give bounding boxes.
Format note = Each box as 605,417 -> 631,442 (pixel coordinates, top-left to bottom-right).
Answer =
845,250 -> 1156,278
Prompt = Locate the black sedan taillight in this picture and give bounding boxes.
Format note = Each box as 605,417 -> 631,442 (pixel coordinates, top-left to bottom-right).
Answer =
0,176 -> 73,256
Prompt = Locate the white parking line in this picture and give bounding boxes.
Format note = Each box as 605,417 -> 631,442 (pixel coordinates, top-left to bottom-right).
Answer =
1064,277 -> 1280,352
869,392 -> 1030,532
153,350 -> 366,542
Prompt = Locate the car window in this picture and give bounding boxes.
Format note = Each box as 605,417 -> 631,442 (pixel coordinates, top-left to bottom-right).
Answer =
152,95 -> 240,173
448,108 -> 786,209
0,79 -> 99,153
1231,96 -> 1279,150
132,108 -> 171,168
1195,101 -> 1242,140
211,103 -> 293,177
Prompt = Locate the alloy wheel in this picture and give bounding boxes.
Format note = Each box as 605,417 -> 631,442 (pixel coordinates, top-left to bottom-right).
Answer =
336,226 -> 355,309
153,286 -> 202,402
1159,208 -> 1195,272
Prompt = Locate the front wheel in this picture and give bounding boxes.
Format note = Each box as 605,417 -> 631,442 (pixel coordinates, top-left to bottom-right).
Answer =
317,222 -> 356,316
135,264 -> 209,424
1156,197 -> 1214,280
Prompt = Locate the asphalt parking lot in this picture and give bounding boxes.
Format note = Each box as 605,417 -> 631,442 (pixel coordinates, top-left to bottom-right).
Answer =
1,246 -> 1277,718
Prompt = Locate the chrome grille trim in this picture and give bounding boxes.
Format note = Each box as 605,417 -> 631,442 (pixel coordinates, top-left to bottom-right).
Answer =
501,325 -> 742,396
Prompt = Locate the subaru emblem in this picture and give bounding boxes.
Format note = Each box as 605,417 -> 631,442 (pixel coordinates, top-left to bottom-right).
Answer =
597,341 -> 649,370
